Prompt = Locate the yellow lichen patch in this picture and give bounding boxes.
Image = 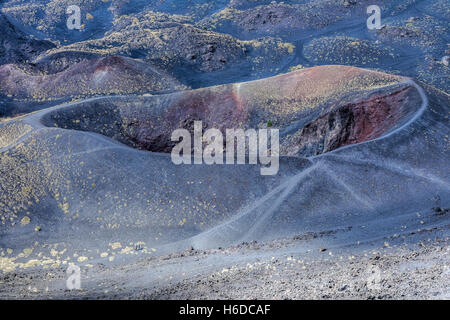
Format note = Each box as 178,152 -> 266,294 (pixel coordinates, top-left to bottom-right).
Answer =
77,256 -> 88,263
22,248 -> 33,256
100,252 -> 108,258
120,246 -> 133,254
278,42 -> 295,54
289,64 -> 305,72
110,242 -> 122,250
0,254 -> 61,272
20,216 -> 31,226
0,257 -> 18,273
21,259 -> 41,268
59,202 -> 70,214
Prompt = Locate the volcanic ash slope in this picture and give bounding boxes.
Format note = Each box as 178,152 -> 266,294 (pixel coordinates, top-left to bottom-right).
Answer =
0,65 -> 448,275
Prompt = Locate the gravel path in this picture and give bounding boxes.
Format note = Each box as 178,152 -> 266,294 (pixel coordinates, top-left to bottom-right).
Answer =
1,224 -> 448,300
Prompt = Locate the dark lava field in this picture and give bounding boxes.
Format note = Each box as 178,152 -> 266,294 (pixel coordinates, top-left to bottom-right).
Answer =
0,0 -> 448,299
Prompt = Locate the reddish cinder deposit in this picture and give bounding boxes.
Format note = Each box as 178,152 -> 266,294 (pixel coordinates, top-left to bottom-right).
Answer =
126,85 -> 250,152
342,87 -> 411,145
43,66 -> 418,157
284,85 -> 415,156
0,56 -> 185,101
119,66 -> 413,155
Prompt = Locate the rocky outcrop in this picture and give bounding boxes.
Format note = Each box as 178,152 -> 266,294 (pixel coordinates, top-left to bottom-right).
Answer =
282,86 -> 416,156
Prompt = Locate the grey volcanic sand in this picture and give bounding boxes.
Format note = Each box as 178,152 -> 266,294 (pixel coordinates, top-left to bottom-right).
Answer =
0,65 -> 449,299
2,228 -> 447,299
0,0 -> 449,299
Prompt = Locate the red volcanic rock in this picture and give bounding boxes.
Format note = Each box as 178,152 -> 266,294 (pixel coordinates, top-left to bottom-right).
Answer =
43,66 -> 420,157
124,85 -> 250,152
284,85 -> 417,156
344,88 -> 410,145
119,66 -> 413,155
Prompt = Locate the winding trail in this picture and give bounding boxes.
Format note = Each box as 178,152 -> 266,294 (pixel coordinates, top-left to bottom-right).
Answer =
187,79 -> 430,245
